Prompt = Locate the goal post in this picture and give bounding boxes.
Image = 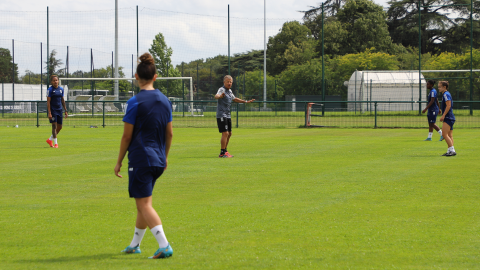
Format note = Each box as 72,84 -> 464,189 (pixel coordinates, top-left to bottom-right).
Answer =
58,77 -> 195,116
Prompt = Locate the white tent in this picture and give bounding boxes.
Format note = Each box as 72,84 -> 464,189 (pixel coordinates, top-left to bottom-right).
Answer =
0,83 -> 69,101
345,71 -> 426,112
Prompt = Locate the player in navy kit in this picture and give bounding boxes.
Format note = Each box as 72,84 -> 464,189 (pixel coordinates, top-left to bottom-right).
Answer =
46,75 -> 68,148
438,81 -> 456,156
114,53 -> 174,259
421,80 -> 443,141
214,75 -> 255,158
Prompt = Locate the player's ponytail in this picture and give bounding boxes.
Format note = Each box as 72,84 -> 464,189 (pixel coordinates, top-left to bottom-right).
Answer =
136,53 -> 156,81
441,81 -> 449,89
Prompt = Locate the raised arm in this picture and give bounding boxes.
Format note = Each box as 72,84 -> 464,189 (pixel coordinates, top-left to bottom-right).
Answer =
233,98 -> 255,103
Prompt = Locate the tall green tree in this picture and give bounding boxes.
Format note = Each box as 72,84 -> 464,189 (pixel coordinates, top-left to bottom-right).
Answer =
45,49 -> 63,77
387,0 -> 479,54
149,33 -> 173,77
0,48 -> 19,83
266,21 -> 315,75
304,0 -> 399,56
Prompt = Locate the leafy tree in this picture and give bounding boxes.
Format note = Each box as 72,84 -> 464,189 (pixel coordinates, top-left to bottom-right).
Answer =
0,48 -> 19,83
20,70 -> 42,84
45,49 -> 63,77
304,0 -> 398,56
149,33 -> 173,77
266,21 -> 315,75
278,59 -> 325,96
241,70 -> 279,101
387,0 -> 480,54
327,48 -> 399,83
336,0 -> 396,54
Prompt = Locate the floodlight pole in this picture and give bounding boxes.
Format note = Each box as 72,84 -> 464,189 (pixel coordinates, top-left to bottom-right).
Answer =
47,6 -> 49,88
114,0 -> 119,100
418,2 -> 422,115
228,5 -> 230,75
469,0 -> 473,116
321,2 -> 325,116
263,0 -> 267,109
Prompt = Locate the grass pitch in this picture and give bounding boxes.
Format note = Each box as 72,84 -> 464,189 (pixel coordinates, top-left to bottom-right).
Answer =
1,127 -> 479,269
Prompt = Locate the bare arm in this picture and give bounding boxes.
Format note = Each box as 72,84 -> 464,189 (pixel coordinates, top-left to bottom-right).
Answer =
164,122 -> 173,170
114,122 -> 134,178
233,97 -> 255,103
440,100 -> 451,122
47,97 -> 52,120
215,92 -> 225,99
61,97 -> 68,118
436,98 -> 442,114
422,97 -> 435,113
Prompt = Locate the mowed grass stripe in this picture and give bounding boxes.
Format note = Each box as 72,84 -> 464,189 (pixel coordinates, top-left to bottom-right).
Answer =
0,127 -> 479,269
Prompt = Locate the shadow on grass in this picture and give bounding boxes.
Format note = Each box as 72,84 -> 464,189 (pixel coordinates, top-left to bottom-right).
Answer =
15,253 -> 118,263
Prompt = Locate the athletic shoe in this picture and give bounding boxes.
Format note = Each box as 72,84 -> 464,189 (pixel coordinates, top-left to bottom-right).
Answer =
46,139 -> 54,147
442,152 -> 448,156
54,144 -> 59,148
121,245 -> 141,254
445,151 -> 457,157
225,152 -> 234,158
424,138 -> 432,141
439,136 -> 444,141
149,244 -> 173,259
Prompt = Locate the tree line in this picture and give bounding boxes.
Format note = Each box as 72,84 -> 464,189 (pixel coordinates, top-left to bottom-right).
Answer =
1,0 -> 479,100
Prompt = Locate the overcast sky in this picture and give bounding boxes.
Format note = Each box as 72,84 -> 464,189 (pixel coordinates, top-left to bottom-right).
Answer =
1,0 -> 391,18
0,0 -> 392,77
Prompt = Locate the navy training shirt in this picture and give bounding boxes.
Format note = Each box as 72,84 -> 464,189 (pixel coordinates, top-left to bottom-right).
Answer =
123,89 -> 173,168
441,91 -> 455,121
47,86 -> 64,113
427,88 -> 439,115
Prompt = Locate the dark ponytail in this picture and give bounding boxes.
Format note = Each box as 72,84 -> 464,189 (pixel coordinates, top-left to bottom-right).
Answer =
136,53 -> 156,80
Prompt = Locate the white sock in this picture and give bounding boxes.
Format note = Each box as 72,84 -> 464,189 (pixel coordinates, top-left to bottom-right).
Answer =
129,227 -> 147,248
151,225 -> 168,248
438,130 -> 442,136
450,146 -> 455,152
428,132 -> 433,139
54,138 -> 58,144
49,135 -> 54,140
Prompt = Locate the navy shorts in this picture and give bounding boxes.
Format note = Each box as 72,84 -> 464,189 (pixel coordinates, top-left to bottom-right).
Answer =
128,167 -> 164,198
217,117 -> 232,133
49,111 -> 63,125
427,114 -> 437,123
443,119 -> 455,130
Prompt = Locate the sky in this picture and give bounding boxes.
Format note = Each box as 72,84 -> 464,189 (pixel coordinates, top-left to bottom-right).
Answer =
0,0 -> 392,18
0,0 -> 392,77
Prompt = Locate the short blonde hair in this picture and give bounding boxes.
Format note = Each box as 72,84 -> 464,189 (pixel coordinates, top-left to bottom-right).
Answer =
224,75 -> 233,82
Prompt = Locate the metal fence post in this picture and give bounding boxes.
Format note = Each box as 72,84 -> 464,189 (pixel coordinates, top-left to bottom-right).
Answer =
374,102 -> 378,128
36,101 -> 40,127
236,102 -> 239,128
102,101 -> 106,128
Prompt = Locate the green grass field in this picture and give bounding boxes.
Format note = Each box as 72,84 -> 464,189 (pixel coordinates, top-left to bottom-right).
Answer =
1,127 -> 479,269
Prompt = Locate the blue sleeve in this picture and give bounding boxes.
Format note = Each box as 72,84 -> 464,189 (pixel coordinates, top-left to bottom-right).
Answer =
444,93 -> 452,102
61,87 -> 64,97
47,88 -> 52,97
123,96 -> 138,125
431,90 -> 437,98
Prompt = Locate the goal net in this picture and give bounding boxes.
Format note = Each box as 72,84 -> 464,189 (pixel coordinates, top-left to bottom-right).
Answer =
58,77 -> 197,116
